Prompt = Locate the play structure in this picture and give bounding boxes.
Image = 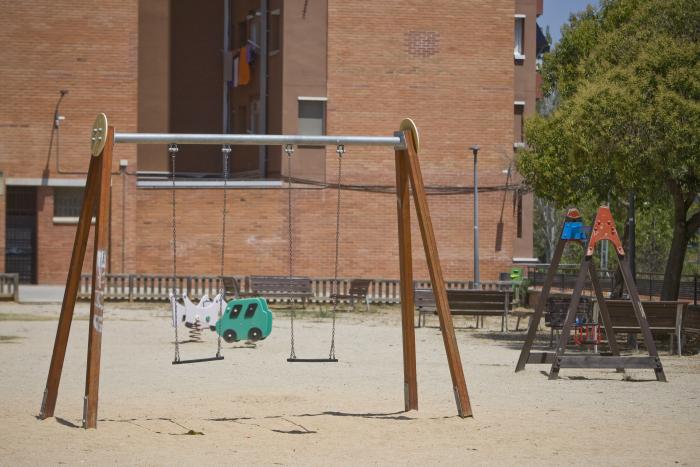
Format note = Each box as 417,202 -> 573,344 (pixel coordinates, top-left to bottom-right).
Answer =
39,114 -> 473,429
216,297 -> 273,343
170,292 -> 271,343
515,207 -> 666,381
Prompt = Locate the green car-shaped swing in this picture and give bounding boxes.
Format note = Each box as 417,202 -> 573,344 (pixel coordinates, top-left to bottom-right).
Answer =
214,297 -> 273,342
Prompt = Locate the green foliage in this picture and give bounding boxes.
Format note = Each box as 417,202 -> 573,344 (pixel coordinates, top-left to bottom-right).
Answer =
635,203 -> 674,273
519,0 -> 700,295
518,0 -> 700,207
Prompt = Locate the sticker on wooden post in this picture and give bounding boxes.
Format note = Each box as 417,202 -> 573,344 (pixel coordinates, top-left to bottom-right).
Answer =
93,249 -> 107,333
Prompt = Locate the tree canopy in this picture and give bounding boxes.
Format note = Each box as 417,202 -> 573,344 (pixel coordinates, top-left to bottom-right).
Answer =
517,0 -> 700,299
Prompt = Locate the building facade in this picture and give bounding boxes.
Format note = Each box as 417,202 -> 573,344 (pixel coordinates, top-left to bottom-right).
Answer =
0,0 -> 543,284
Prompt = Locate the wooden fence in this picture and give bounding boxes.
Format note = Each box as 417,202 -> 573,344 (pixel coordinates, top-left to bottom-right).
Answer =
0,273 -> 19,301
77,274 -> 513,304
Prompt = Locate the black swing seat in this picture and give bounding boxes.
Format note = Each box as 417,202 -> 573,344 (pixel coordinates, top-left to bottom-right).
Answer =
287,357 -> 338,363
172,355 -> 225,365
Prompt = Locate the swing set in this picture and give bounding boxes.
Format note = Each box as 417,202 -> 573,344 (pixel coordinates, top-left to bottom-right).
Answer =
39,114 -> 473,429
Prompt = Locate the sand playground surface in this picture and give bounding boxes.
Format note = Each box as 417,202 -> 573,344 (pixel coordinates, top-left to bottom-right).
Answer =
1,301 -> 699,466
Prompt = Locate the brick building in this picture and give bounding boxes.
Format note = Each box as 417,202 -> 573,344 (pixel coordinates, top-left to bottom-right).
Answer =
0,0 -> 544,285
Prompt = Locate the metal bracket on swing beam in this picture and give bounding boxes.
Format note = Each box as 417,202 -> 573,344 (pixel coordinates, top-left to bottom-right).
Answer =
114,132 -> 407,149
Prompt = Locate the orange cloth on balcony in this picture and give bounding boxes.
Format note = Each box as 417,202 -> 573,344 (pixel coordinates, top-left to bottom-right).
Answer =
238,46 -> 250,86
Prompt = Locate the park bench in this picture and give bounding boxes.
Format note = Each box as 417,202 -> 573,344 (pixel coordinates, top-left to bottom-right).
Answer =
597,300 -> 687,355
331,278 -> 372,312
0,273 -> 19,301
221,276 -> 241,300
414,288 -> 511,331
249,275 -> 314,306
683,305 -> 700,346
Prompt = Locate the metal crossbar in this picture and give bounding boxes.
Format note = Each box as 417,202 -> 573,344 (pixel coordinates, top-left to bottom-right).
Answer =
114,132 -> 404,148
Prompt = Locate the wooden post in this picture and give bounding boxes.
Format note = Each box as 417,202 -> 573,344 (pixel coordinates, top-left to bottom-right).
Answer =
39,155 -> 102,420
515,237 -> 565,371
395,143 -> 418,411
83,126 -> 114,428
617,254 -> 666,381
12,273 -> 19,302
402,129 -> 473,418
548,257 -> 590,379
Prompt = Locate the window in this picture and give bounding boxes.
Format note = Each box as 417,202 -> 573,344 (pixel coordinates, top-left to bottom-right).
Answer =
244,302 -> 257,319
514,15 -> 525,60
237,20 -> 247,48
54,187 -> 84,218
298,98 -> 326,136
517,191 -> 523,238
229,304 -> 243,319
269,9 -> 281,53
514,103 -> 525,144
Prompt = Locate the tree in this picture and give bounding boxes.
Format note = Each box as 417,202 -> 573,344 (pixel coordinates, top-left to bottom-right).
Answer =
517,0 -> 700,299
533,197 -> 560,262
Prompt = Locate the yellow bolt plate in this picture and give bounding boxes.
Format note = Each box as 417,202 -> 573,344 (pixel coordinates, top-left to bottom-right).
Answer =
399,118 -> 420,153
90,113 -> 108,157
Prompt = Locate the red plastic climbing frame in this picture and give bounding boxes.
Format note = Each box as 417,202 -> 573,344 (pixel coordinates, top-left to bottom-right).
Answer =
586,206 -> 625,256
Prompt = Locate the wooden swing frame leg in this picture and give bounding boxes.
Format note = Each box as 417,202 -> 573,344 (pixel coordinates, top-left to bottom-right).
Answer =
39,127 -> 114,428
395,130 -> 473,418
587,260 -> 624,373
515,236 -> 566,371
548,256 -> 590,379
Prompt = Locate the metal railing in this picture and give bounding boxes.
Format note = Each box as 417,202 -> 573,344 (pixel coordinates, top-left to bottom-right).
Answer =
527,265 -> 699,304
77,274 -> 514,304
0,273 -> 20,301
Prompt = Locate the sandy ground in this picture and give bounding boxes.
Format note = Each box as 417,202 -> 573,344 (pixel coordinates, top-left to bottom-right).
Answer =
1,301 -> 699,466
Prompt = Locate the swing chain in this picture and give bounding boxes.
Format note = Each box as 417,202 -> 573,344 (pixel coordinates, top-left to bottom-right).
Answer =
285,144 -> 296,360
217,145 -> 231,358
329,145 -> 344,359
169,143 -> 180,363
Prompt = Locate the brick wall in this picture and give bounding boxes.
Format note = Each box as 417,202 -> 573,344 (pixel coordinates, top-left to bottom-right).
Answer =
133,183 -> 517,282
323,0 -> 519,279
0,0 -> 138,283
36,187 -> 92,283
2,0 -> 533,284
0,174 -> 4,273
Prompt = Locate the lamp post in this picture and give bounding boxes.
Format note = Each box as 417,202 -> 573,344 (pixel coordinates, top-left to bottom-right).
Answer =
471,145 -> 480,287
628,192 -> 636,281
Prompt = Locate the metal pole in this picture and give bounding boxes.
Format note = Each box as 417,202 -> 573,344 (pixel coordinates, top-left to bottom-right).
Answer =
628,192 -> 637,349
471,145 -> 480,288
628,192 -> 636,281
258,0 -> 268,177
114,132 -> 402,148
121,163 -> 126,273
223,0 -> 230,133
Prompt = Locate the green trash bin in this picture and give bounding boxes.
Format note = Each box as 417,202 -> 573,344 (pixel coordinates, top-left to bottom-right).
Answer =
509,267 -> 523,284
